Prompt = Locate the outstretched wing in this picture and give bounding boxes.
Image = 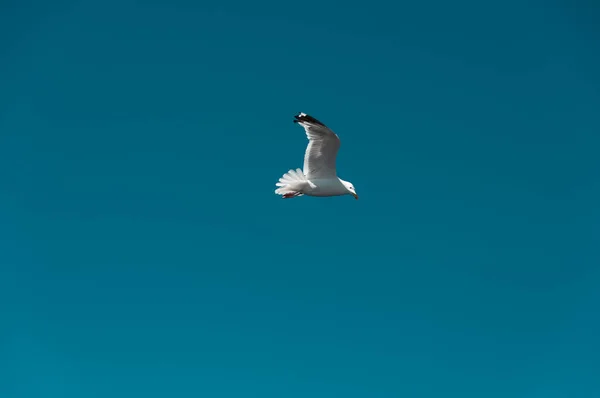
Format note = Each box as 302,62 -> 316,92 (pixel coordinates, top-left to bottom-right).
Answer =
293,112 -> 340,179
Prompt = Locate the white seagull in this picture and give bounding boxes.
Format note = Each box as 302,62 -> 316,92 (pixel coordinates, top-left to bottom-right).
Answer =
275,112 -> 358,200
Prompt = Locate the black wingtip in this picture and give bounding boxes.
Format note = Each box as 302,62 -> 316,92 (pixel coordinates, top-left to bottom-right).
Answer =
293,112 -> 327,127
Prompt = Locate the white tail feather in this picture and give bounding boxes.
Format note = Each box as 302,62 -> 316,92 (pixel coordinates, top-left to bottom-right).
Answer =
274,168 -> 307,196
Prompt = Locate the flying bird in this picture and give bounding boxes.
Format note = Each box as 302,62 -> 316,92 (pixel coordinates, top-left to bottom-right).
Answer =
275,112 -> 358,200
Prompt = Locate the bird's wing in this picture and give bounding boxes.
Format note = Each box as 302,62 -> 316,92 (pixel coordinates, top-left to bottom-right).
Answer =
294,112 -> 340,179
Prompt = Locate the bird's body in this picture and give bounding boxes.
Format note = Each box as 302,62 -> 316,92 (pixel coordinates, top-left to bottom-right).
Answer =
275,113 -> 358,200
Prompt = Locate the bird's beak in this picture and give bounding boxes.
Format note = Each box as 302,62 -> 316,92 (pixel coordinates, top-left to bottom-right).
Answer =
352,193 -> 359,200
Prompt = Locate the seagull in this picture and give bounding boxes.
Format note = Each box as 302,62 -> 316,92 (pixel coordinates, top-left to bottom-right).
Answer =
275,112 -> 358,200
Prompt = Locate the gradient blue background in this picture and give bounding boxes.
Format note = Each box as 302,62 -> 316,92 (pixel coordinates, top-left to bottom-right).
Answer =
1,0 -> 599,396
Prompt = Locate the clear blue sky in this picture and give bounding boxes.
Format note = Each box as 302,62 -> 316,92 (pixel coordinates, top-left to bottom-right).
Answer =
1,0 -> 599,397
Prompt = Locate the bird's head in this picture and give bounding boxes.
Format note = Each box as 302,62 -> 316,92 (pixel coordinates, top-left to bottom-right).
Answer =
342,180 -> 359,200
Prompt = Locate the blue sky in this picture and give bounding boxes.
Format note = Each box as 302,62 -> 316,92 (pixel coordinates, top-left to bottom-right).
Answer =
1,0 -> 599,397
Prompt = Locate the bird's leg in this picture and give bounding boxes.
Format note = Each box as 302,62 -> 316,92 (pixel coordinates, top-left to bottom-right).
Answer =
282,192 -> 301,199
